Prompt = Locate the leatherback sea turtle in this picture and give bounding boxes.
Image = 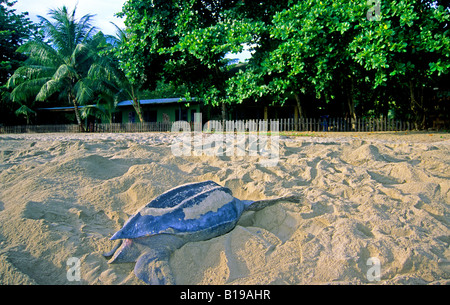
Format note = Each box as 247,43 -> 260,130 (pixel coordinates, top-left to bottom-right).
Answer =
104,180 -> 299,284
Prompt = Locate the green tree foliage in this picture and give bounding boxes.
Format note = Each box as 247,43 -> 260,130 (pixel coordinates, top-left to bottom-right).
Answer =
0,0 -> 37,124
228,0 -> 367,118
120,0 -> 449,128
4,1 -> 448,128
230,0 -> 449,125
350,0 -> 450,127
79,30 -> 127,124
117,0 -> 255,119
106,23 -> 146,122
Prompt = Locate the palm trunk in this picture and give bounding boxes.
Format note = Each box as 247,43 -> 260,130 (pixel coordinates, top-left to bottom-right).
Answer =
70,94 -> 85,132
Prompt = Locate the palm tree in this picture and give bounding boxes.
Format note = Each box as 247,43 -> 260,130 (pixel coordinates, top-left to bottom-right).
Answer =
7,6 -> 100,131
108,23 -> 145,123
79,31 -> 124,124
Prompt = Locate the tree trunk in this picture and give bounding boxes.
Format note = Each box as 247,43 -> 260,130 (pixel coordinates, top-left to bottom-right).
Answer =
294,93 -> 303,131
347,78 -> 357,120
294,93 -> 304,118
221,102 -> 227,121
409,81 -> 425,130
294,93 -> 304,131
347,96 -> 357,120
70,94 -> 85,132
132,97 -> 144,123
347,79 -> 357,131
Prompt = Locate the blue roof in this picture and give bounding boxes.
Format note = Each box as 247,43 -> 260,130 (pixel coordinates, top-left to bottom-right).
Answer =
37,105 -> 86,111
117,98 -> 198,107
39,98 -> 198,111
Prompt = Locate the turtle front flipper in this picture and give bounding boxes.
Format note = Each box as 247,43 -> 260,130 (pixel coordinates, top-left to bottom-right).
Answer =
134,249 -> 174,285
107,239 -> 141,264
133,234 -> 185,284
103,240 -> 122,259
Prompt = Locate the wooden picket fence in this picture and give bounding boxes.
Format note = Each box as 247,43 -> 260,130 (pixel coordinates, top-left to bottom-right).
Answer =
277,117 -> 412,132
0,124 -> 80,134
0,117 -> 412,134
95,122 -> 173,133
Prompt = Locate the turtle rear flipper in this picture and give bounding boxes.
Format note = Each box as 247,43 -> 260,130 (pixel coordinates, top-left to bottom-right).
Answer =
244,195 -> 301,211
134,250 -> 174,285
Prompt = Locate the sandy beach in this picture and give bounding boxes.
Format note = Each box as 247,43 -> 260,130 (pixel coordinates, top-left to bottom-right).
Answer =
0,131 -> 449,284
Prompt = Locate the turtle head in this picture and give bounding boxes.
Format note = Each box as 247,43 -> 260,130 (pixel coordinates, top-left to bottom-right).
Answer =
110,229 -> 125,240
110,213 -> 142,240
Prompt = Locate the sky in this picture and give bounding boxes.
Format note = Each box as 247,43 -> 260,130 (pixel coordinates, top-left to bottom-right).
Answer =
13,0 -> 126,36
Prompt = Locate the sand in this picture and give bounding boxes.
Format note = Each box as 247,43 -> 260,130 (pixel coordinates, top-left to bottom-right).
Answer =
0,131 -> 449,285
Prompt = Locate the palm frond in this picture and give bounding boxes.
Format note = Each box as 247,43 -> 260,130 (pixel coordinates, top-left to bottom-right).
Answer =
80,104 -> 107,120
109,22 -> 128,46
18,40 -> 64,67
52,64 -> 77,83
15,104 -> 37,116
77,13 -> 97,44
88,61 -> 120,84
74,78 -> 94,105
7,65 -> 56,89
37,13 -> 70,56
71,43 -> 94,68
10,77 -> 50,102
39,5 -> 97,57
36,79 -> 63,101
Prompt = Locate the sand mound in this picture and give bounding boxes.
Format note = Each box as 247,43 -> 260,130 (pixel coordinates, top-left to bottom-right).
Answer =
0,132 -> 449,284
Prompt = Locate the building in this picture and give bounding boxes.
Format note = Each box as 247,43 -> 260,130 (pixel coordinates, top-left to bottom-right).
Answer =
117,98 -> 201,123
37,96 -> 300,125
38,97 -> 202,124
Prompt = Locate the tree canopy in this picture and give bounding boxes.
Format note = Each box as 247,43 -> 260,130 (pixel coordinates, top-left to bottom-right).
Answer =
118,0 -> 450,127
6,6 -> 120,129
2,0 -> 449,129
0,0 -> 37,124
